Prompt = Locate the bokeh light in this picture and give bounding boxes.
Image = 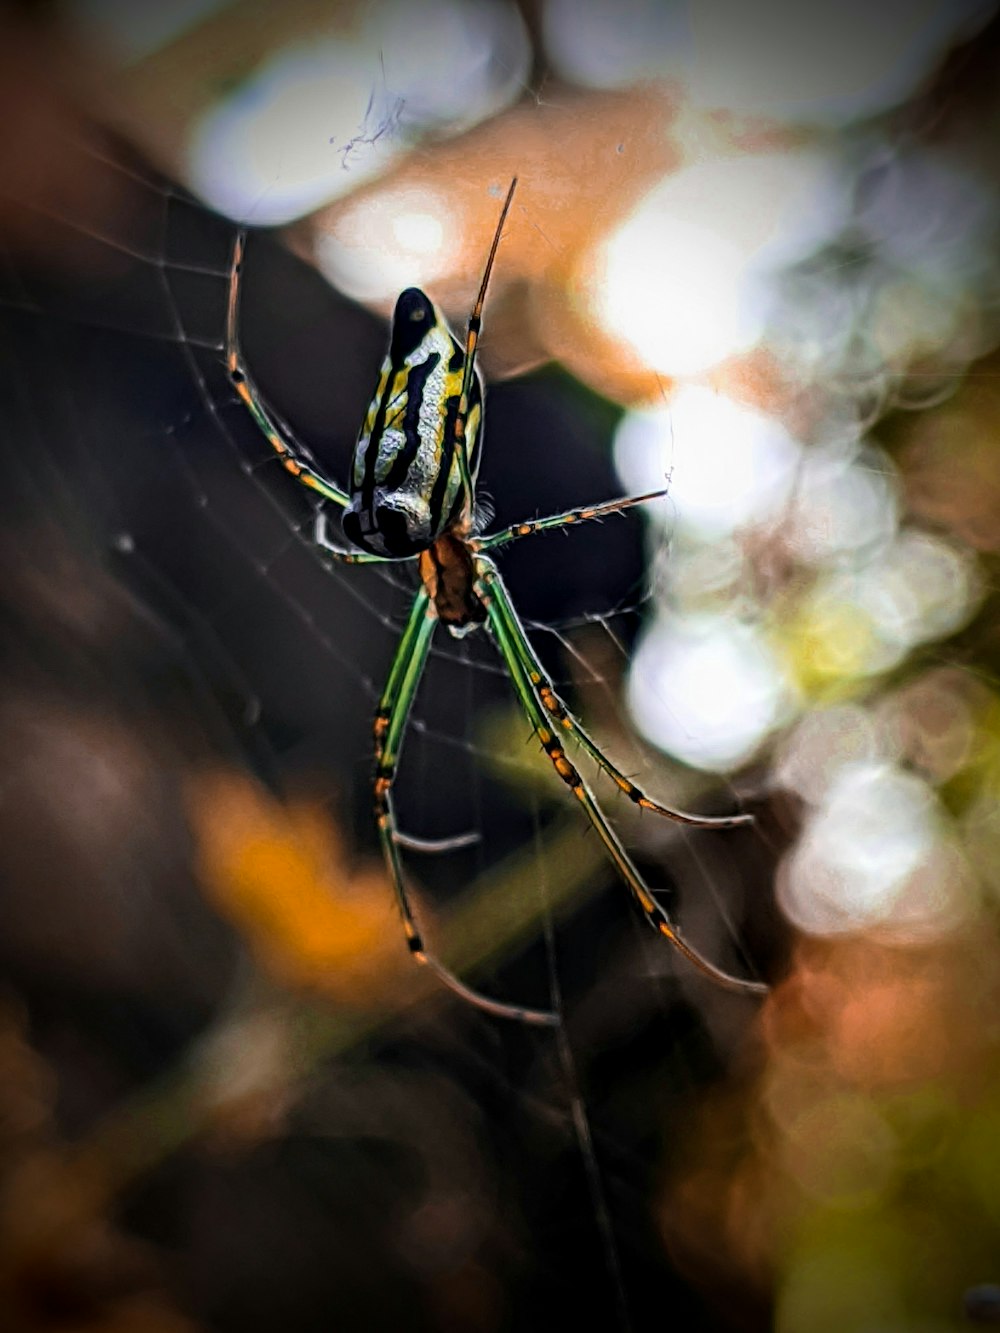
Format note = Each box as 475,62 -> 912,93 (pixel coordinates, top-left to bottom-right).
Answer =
593,150 -> 840,376
627,611 -> 793,770
539,0 -> 995,127
373,0 -> 530,131
189,38 -> 403,225
787,528 -> 980,689
316,184 -> 454,304
686,0 -> 997,124
542,0 -> 693,91
877,668 -> 980,783
775,704 -> 887,807
187,0 -> 529,224
614,387 -> 802,540
778,760 -> 968,940
763,144 -> 1000,409
783,444 -> 900,567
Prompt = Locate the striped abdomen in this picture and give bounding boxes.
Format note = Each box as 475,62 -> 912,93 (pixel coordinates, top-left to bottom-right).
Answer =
343,288 -> 483,558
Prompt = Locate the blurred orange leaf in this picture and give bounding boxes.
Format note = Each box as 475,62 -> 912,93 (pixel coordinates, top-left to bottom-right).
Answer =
188,770 -> 406,1007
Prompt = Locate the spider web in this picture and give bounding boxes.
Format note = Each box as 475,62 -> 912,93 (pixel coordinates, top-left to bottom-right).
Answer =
0,131 -> 772,1333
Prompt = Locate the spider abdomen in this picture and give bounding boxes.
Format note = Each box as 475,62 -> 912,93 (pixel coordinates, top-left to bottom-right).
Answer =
343,288 -> 483,558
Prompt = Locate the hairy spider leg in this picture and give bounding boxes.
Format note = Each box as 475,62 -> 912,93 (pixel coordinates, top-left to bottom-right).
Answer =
476,557 -> 767,997
480,562 -> 752,829
453,177 -> 518,529
227,233 -> 350,506
227,231 -> 396,566
373,586 -> 559,1025
478,487 -> 671,552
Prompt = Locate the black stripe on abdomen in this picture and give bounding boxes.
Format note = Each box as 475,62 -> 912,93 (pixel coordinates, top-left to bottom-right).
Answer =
359,369 -> 401,514
429,392 -> 461,533
381,353 -> 440,495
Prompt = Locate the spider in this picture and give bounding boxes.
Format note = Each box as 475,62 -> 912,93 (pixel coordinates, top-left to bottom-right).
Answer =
226,178 -> 766,1024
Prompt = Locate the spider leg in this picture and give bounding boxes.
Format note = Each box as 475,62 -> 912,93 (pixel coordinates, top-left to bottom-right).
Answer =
479,563 -> 751,829
477,488 -> 668,553
374,587 -> 558,1026
475,557 -> 767,998
226,231 -> 351,508
454,178 -> 518,524
392,830 -> 481,853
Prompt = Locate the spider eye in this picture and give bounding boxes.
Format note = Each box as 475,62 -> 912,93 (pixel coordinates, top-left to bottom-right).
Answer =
395,288 -> 430,319
390,288 -> 435,362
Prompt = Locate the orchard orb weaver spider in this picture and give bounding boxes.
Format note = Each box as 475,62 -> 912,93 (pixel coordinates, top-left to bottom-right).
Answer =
226,179 -> 766,1025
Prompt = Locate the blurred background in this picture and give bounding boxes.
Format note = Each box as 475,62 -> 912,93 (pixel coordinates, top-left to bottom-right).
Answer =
2,0 -> 1000,1329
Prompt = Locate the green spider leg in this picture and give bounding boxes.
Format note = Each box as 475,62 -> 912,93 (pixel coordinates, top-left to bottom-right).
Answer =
453,178 -> 519,525
478,562 -> 751,830
227,232 -> 351,507
373,586 -> 559,1026
475,555 -> 767,998
228,231 -> 397,567
478,487 -> 670,552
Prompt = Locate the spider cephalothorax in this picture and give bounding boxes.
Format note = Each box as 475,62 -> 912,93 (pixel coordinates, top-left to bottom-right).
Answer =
226,178 -> 767,1024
